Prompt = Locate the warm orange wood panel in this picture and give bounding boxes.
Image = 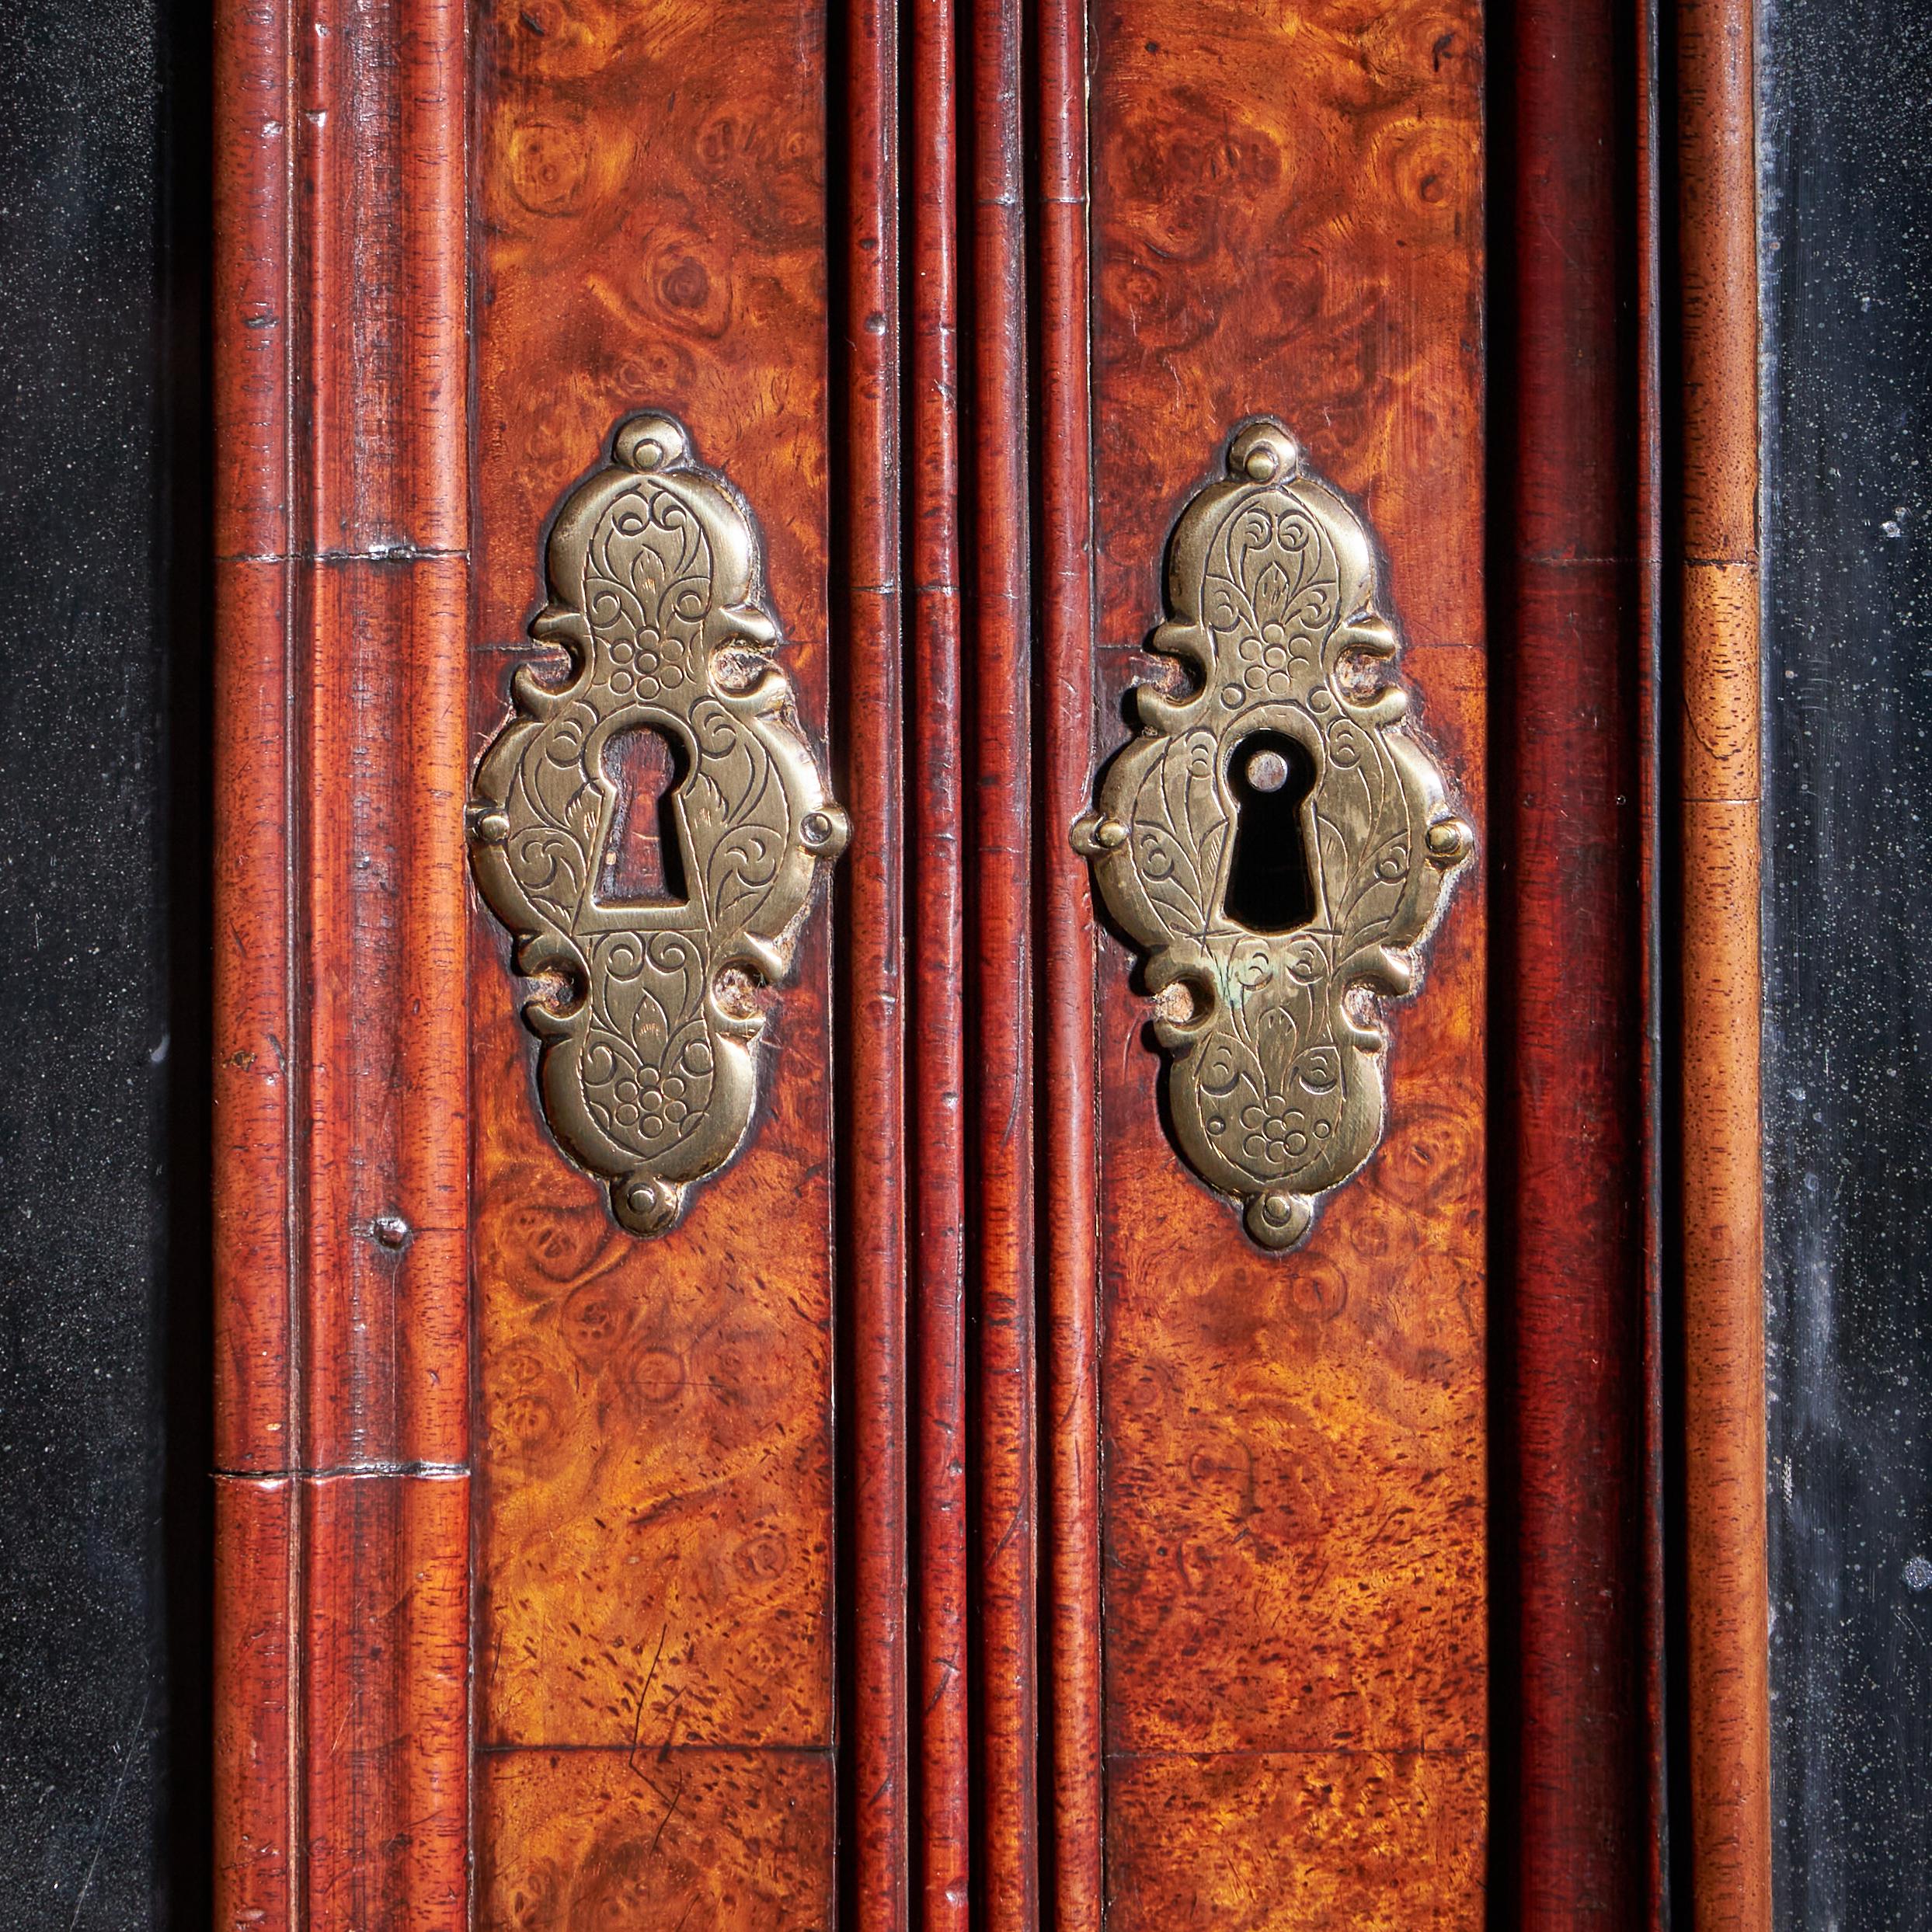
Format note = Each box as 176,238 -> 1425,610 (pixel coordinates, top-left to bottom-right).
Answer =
481,1748 -> 833,1927
1088,3 -> 1489,1920
469,2 -> 837,1920
1107,1751 -> 1486,1930
1676,0 -> 1770,1923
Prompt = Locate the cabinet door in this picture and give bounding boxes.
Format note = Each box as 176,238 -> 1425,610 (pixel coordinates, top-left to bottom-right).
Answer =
211,0 -> 1766,1926
468,7 -> 848,1915
1068,15 -> 1489,1920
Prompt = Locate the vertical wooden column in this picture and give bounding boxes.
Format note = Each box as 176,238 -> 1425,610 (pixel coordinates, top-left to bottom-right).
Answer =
1035,5 -> 1102,1931
1674,0 -> 1770,1922
966,2 -> 1039,1928
1499,0 -> 1666,1922
211,0 -> 472,1923
909,0 -> 972,1928
842,1 -> 910,1927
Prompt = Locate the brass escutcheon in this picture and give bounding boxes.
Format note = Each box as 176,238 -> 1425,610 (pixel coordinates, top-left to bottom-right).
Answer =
1074,419 -> 1472,1251
470,411 -> 847,1235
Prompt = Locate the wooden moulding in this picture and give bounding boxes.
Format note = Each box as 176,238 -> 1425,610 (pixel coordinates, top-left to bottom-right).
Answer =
1502,0 -> 1667,1921
1033,3 -> 1102,1931
1674,0 -> 1770,1923
207,2 -> 1779,1923
212,0 -> 472,1923
908,0 -> 971,1929
841,0 -> 910,1927
967,1 -> 1040,1927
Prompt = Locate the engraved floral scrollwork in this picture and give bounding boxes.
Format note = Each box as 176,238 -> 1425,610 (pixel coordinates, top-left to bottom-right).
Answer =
1074,419 -> 1471,1251
471,411 -> 848,1235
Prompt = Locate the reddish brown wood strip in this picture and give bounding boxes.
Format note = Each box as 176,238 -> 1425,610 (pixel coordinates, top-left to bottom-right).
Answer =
1674,0 -> 1770,1923
212,0 -> 291,559
214,555 -> 295,1474
396,563 -> 472,1467
301,1472 -> 470,1930
298,559 -> 471,1471
1502,0 -> 1662,1922
293,0 -> 468,555
1034,3 -> 1102,1930
212,1474 -> 294,1927
213,0 -> 473,1916
967,2 -> 1038,1927
908,0 -> 971,1927
1637,0 -> 1673,1908
841,2 -> 909,1927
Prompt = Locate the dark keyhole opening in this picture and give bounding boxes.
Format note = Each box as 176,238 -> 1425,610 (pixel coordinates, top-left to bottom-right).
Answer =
597,724 -> 690,904
1224,729 -> 1318,933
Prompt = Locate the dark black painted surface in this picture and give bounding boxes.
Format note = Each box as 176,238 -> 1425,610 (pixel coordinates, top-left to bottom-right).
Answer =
0,0 -> 211,1922
1761,3 -> 1932,1924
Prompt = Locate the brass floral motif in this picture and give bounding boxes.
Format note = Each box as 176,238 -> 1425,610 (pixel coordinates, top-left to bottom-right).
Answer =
1074,419 -> 1471,1250
470,412 -> 847,1234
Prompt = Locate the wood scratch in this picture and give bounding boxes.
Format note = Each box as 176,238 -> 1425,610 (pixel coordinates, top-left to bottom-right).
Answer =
68,1687 -> 148,1930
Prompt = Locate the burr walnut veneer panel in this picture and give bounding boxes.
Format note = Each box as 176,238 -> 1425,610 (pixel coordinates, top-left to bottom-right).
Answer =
1088,8 -> 1489,1923
471,4 -> 837,1921
465,0 -> 1495,1922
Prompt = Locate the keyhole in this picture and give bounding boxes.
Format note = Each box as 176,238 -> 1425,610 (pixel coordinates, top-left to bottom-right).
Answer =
597,725 -> 690,903
1224,730 -> 1318,933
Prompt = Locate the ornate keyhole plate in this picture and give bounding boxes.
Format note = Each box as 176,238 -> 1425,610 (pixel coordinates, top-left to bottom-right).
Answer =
1074,419 -> 1472,1251
470,411 -> 848,1236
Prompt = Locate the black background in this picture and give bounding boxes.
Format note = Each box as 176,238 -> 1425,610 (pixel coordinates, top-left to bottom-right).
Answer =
1761,0 -> 1932,1923
0,0 -> 213,1920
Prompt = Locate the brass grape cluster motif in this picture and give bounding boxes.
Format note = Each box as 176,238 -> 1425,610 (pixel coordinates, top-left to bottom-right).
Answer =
1074,419 -> 1472,1251
470,412 -> 847,1235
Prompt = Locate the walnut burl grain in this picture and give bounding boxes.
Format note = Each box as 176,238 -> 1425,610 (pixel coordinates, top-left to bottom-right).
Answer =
481,1748 -> 834,1931
1091,4 -> 1488,1921
474,1 -> 830,653
1108,1751 -> 1486,1932
472,2 -> 837,1923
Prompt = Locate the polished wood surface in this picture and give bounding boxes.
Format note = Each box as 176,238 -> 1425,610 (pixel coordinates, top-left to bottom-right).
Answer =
1498,0 -> 1668,1920
470,3 -> 838,1922
1035,4 -> 1104,1930
1676,0 -> 1770,1923
841,5 -> 910,1928
966,5 -> 1041,1930
907,2 -> 972,1927
213,0 -> 472,1919
1087,5 -> 1488,1921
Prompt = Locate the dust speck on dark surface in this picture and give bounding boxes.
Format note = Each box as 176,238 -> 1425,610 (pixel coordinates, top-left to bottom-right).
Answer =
0,0 -> 211,1920
1761,0 -> 1932,1923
